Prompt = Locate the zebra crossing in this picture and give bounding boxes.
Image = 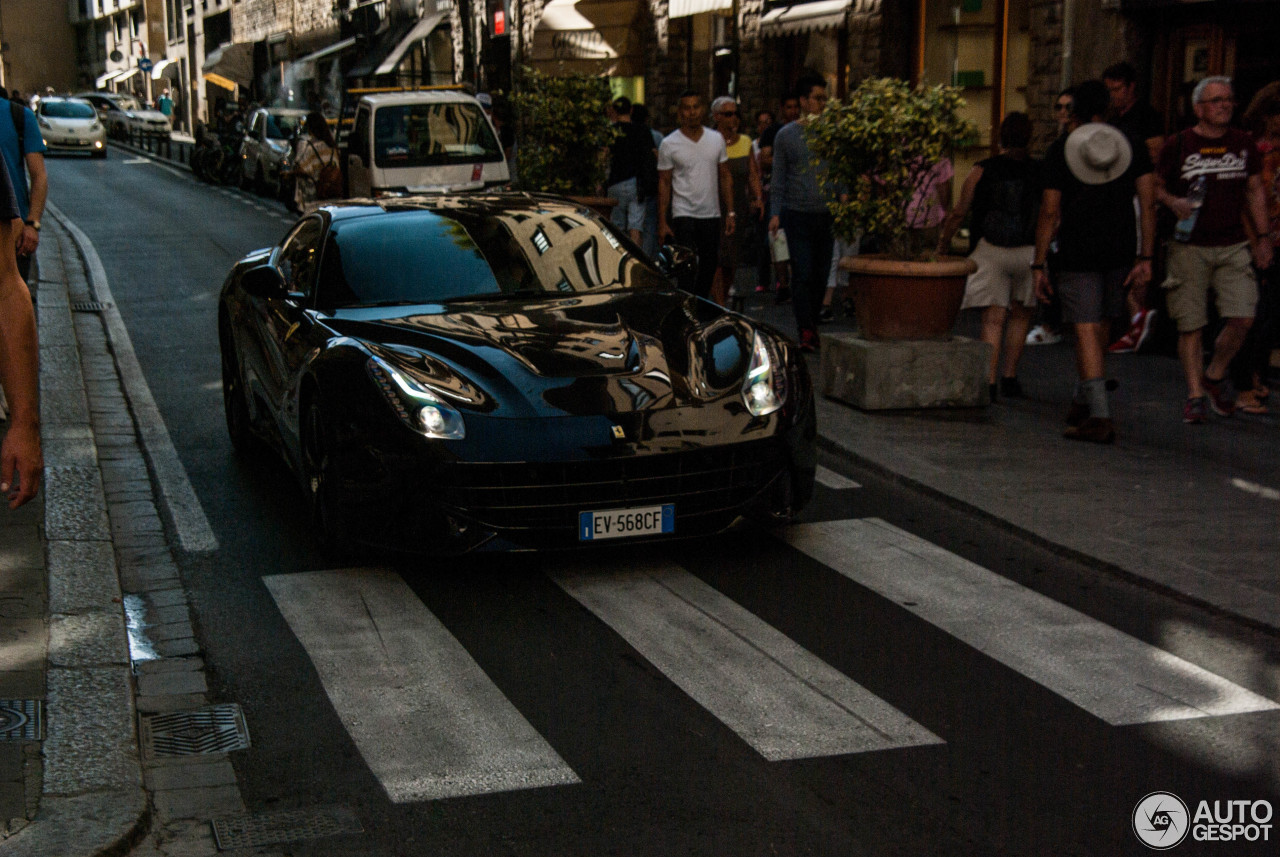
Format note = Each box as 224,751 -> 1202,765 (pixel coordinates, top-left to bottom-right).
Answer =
264,518 -> 1278,804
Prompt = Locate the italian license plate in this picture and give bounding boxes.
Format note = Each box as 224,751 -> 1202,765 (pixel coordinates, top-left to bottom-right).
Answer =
579,504 -> 675,541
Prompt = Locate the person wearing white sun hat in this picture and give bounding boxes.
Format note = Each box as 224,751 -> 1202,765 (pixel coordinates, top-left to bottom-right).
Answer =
1033,80 -> 1156,444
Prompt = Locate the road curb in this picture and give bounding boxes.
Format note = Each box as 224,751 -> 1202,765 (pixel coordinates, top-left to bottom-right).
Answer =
3,207 -> 151,857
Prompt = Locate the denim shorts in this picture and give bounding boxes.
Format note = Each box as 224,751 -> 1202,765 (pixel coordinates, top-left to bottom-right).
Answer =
607,178 -> 646,232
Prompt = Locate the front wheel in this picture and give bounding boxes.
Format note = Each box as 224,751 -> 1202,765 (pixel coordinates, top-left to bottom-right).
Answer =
302,395 -> 350,554
220,326 -> 261,456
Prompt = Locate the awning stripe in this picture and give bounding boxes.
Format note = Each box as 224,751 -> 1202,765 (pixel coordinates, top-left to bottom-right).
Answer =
760,0 -> 850,38
669,0 -> 731,17
374,11 -> 448,76
203,72 -> 240,93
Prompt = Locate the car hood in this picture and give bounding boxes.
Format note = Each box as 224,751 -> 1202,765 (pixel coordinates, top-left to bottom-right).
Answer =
129,110 -> 170,122
42,117 -> 99,131
323,290 -> 767,419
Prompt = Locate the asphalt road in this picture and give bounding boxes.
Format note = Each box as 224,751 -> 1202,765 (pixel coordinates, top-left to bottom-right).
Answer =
45,152 -> 1280,856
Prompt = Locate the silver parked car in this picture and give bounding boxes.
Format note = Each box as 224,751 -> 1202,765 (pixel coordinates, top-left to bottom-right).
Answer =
73,92 -> 172,140
239,107 -> 307,195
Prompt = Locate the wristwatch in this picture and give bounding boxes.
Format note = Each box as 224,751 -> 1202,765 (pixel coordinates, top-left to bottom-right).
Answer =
23,218 -> 39,231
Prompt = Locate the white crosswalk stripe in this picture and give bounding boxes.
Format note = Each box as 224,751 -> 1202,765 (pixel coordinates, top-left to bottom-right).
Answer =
264,569 -> 581,802
554,561 -> 942,760
815,466 -> 861,490
786,518 -> 1280,725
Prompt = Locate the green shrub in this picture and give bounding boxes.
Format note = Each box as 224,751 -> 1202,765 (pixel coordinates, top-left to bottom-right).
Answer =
806,77 -> 975,259
510,67 -> 619,195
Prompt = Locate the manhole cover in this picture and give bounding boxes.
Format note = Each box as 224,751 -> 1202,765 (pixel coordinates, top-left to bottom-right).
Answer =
0,700 -> 43,741
71,301 -> 112,312
211,805 -> 363,850
140,703 -> 250,759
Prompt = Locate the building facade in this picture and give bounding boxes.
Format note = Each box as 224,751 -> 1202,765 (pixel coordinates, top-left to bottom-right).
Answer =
0,0 -> 77,97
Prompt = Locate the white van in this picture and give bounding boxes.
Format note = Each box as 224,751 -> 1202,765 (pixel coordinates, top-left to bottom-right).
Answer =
343,90 -> 509,197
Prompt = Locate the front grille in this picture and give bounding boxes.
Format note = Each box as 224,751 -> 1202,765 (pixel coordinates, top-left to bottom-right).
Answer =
435,441 -> 785,532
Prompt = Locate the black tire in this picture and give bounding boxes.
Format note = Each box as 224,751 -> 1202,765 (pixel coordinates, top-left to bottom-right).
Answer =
93,149 -> 107,160
302,395 -> 349,554
220,325 -> 260,456
254,163 -> 268,196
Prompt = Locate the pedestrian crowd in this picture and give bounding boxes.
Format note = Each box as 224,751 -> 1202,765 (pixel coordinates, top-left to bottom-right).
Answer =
614,64 -> 1279,447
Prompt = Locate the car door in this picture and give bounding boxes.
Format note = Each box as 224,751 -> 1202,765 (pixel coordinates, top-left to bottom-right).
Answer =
346,105 -> 372,197
258,217 -> 326,435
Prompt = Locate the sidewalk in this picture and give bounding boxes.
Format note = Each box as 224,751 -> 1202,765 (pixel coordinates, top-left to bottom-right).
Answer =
2,189 -> 1276,855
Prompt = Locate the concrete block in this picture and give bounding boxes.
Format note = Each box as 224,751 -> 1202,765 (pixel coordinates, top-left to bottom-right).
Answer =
153,784 -> 244,822
820,333 -> 993,410
145,756 -> 237,791
135,693 -> 208,714
136,669 -> 207,697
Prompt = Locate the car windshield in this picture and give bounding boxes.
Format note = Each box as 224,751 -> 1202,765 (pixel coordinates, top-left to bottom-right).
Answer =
114,95 -> 142,111
42,101 -> 97,119
266,113 -> 301,140
372,102 -> 502,169
318,204 -> 665,309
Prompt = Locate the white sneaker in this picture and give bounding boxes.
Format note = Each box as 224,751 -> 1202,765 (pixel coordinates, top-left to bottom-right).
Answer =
1025,325 -> 1062,346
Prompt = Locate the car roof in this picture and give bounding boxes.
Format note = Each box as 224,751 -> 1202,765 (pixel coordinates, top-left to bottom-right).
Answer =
319,192 -> 600,225
257,107 -> 308,116
358,90 -> 484,109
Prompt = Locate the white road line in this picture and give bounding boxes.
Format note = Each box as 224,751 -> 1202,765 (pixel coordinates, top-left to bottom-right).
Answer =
121,156 -> 152,165
554,562 -> 943,760
816,466 -> 861,490
786,519 -> 1280,726
264,569 -> 581,802
1232,478 -> 1280,501
49,203 -> 219,553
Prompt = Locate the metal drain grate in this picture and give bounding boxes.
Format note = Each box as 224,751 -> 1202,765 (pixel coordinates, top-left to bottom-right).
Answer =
211,805 -> 364,850
0,700 -> 44,741
140,703 -> 250,759
71,300 -> 112,313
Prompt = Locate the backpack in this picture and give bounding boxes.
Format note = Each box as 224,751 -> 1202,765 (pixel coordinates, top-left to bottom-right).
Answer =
973,157 -> 1041,248
311,141 -> 343,199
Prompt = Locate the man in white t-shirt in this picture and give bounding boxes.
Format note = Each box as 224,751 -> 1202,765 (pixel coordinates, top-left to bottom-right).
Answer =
657,91 -> 734,300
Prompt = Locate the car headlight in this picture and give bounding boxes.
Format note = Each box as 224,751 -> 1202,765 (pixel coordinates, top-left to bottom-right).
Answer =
37,117 -> 51,130
367,356 -> 466,439
90,122 -> 102,132
742,331 -> 786,417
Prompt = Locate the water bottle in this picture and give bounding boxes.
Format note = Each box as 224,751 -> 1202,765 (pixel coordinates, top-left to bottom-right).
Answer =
1174,175 -> 1208,243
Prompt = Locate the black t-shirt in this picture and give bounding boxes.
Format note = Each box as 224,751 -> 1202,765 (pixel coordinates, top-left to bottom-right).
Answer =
1110,101 -> 1164,152
1044,132 -> 1153,271
970,154 -> 1042,248
607,120 -> 656,187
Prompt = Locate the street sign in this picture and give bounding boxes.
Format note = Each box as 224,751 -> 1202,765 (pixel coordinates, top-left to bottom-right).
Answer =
139,58 -> 153,72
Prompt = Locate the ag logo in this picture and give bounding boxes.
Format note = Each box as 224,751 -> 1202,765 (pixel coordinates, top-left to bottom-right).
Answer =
1134,791 -> 1190,849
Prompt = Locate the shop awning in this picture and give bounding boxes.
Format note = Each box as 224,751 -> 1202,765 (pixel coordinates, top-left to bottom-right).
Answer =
532,0 -> 644,77
202,42 -> 255,89
760,0 -> 850,38
114,67 -> 141,86
150,58 -> 179,80
203,72 -> 240,93
95,69 -> 124,88
669,0 -> 731,18
297,36 -> 358,66
375,12 -> 447,75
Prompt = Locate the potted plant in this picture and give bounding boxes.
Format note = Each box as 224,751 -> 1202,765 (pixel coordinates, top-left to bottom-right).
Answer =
806,78 -> 977,340
509,67 -> 620,215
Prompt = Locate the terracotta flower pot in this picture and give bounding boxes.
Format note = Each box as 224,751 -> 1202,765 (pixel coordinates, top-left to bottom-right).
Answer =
839,254 -> 977,341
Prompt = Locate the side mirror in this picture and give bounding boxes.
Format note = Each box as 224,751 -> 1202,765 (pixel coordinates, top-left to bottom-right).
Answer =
655,243 -> 698,291
241,265 -> 287,300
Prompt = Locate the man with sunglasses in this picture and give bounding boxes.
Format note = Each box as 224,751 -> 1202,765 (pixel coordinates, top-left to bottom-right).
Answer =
1156,76 -> 1273,423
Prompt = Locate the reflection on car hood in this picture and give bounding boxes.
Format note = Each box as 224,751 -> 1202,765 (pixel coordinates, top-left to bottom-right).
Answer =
325,290 -> 760,418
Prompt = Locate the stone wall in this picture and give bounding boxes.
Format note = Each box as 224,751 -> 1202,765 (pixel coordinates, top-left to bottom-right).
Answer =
0,0 -> 78,93
232,0 -> 338,45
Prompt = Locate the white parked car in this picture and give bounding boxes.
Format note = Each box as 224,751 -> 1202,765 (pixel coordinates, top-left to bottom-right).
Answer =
343,90 -> 508,198
37,97 -> 107,158
73,92 -> 172,140
239,107 -> 307,194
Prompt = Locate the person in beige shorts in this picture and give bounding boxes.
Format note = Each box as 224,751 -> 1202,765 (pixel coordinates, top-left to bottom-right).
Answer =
1155,77 -> 1274,423
938,112 -> 1042,402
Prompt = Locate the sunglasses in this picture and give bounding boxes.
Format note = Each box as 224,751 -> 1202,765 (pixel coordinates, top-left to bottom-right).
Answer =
717,110 -> 739,117
1054,102 -> 1072,111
